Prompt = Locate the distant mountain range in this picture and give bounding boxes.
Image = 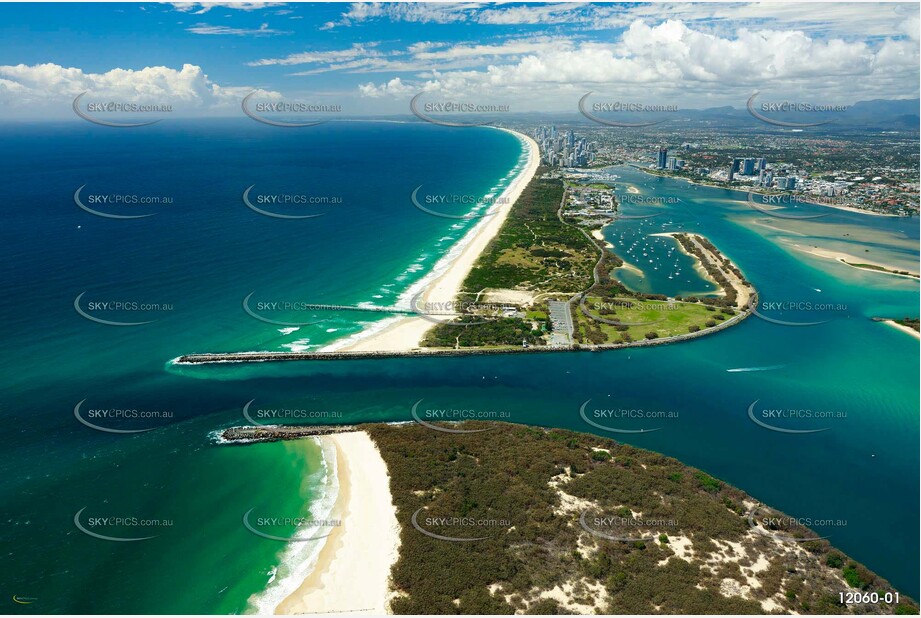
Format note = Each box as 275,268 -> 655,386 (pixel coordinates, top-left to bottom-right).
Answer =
396,98 -> 920,131
677,98 -> 920,129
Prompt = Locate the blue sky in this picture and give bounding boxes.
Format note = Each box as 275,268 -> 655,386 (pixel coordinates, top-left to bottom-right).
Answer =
0,2 -> 918,118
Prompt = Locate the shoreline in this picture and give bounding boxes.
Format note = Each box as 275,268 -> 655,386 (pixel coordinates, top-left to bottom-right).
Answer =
649,232 -> 753,308
880,319 -> 921,339
634,166 -> 902,217
326,127 -> 541,353
787,243 -> 921,279
275,431 -> 400,615
174,307 -> 756,365
174,230 -> 758,365
648,232 -> 725,299
590,227 -> 613,249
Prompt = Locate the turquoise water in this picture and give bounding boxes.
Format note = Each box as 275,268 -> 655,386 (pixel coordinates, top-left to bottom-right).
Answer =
0,120 -> 525,613
1,124 -> 918,612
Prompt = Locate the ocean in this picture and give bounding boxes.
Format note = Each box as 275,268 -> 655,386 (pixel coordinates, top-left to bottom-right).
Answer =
0,121 -> 917,612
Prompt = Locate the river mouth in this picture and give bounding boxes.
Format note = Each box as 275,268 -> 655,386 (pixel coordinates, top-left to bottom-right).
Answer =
1,130 -> 917,610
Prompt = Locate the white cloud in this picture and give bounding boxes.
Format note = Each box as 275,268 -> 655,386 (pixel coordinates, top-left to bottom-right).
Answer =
0,62 -> 277,115
322,2 -> 482,29
248,42 -> 382,67
358,76 -> 415,98
323,1 -> 919,41
171,2 -> 286,14
413,37 -> 567,61
406,41 -> 449,54
355,19 -> 920,108
249,36 -> 569,75
186,22 -> 290,35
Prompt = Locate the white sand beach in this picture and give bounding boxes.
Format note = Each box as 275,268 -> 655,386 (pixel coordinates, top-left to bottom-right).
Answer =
334,128 -> 541,352
881,320 -> 921,339
651,232 -> 752,308
796,198 -> 898,217
789,244 -> 920,279
275,432 -> 400,615
591,228 -> 614,249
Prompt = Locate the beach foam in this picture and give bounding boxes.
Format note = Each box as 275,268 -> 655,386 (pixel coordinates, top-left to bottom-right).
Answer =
321,128 -> 540,353
246,438 -> 340,614
274,432 -> 400,615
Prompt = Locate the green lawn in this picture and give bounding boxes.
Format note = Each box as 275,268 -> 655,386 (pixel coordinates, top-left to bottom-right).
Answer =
574,296 -> 737,344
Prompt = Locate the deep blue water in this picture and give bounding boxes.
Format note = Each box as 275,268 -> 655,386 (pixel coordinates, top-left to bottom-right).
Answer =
0,122 -> 917,612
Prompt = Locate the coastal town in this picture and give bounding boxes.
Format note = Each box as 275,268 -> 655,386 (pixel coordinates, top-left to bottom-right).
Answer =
176,116 -> 921,366
6,3 -> 919,617
528,123 -> 920,217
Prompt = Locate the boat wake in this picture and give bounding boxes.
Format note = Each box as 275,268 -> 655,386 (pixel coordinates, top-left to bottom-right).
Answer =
726,365 -> 786,373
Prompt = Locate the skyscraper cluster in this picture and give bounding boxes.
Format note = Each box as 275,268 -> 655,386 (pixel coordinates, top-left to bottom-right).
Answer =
729,156 -> 767,181
725,156 -> 797,189
656,147 -> 684,171
536,126 -> 596,167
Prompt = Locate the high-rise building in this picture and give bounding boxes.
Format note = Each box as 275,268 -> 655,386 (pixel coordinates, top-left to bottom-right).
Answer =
666,156 -> 678,170
657,148 -> 668,169
742,158 -> 756,175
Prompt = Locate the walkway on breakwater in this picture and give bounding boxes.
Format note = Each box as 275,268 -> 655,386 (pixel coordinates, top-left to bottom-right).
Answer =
174,300 -> 755,366
219,424 -> 356,444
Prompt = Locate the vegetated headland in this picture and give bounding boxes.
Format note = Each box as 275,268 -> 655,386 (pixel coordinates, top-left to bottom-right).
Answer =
219,420 -> 916,615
